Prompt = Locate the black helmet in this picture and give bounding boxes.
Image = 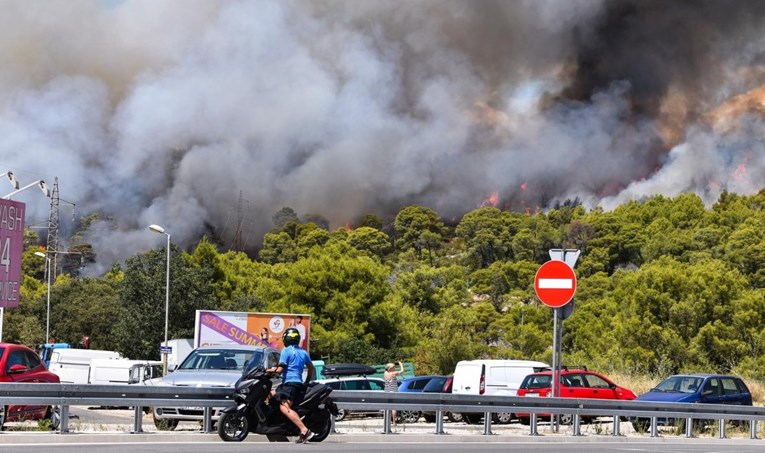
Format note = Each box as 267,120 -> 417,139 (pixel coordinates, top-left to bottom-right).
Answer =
283,327 -> 301,347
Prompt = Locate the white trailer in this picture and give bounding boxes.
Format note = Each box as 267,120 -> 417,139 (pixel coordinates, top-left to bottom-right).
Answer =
90,358 -> 163,385
165,338 -> 194,371
48,349 -> 123,384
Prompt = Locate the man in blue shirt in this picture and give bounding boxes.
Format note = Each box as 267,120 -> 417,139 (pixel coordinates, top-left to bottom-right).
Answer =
267,327 -> 315,443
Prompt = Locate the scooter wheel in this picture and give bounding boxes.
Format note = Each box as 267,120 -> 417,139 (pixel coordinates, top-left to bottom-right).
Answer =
217,411 -> 249,442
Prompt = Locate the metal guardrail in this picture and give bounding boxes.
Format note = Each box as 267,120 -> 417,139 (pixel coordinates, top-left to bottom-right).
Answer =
1,383 -> 763,439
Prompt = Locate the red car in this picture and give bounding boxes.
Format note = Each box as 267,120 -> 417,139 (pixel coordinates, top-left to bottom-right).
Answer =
0,343 -> 60,430
516,368 -> 636,424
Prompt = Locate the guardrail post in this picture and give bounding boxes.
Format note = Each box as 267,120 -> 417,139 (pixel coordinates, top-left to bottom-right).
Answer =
573,414 -> 581,436
612,416 -> 621,436
685,417 -> 693,438
718,419 -> 726,439
59,404 -> 69,433
482,411 -> 493,435
650,416 -> 658,438
382,410 -> 392,434
434,410 -> 445,434
750,420 -> 758,439
132,406 -> 144,433
202,407 -> 213,433
530,413 -> 539,436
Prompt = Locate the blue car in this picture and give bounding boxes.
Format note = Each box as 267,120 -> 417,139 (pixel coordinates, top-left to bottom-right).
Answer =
398,375 -> 443,392
631,374 -> 752,431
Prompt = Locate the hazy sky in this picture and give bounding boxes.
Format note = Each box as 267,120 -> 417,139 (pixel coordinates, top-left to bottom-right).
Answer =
3,0 -> 765,271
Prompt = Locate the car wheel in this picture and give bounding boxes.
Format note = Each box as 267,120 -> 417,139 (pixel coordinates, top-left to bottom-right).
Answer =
463,413 -> 483,425
447,412 -> 463,423
334,408 -> 347,422
492,412 -> 513,424
399,410 -> 421,424
558,413 -> 573,425
47,406 -> 61,430
152,413 -> 179,431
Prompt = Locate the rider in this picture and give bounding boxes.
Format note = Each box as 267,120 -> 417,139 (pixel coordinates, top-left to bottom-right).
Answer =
267,327 -> 316,444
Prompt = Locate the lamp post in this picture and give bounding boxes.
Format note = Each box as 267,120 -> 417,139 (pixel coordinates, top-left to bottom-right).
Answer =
2,179 -> 50,199
34,251 -> 52,343
149,224 -> 171,374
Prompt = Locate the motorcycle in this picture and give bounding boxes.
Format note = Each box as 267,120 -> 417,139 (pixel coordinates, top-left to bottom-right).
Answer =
217,366 -> 338,442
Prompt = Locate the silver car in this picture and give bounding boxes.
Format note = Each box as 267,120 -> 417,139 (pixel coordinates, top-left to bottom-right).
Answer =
150,344 -> 281,430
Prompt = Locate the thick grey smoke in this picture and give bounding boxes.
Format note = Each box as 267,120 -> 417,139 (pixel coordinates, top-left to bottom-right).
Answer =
2,0 -> 765,271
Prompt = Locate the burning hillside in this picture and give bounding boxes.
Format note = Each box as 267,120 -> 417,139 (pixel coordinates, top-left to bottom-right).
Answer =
2,1 -> 765,272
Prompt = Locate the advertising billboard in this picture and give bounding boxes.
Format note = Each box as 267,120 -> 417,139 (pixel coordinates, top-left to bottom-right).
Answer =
0,199 -> 25,308
194,310 -> 311,351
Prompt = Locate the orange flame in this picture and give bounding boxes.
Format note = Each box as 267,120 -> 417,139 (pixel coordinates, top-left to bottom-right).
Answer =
344,223 -> 352,232
520,181 -> 528,191
480,192 -> 499,208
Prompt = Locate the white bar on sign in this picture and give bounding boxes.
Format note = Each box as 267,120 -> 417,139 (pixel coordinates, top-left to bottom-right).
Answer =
539,278 -> 572,289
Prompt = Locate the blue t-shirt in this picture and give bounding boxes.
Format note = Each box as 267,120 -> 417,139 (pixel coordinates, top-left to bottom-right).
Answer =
279,345 -> 311,384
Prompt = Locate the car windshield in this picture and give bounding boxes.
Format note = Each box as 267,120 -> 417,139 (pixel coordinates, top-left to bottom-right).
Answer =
178,349 -> 257,371
521,374 -> 552,389
654,376 -> 704,393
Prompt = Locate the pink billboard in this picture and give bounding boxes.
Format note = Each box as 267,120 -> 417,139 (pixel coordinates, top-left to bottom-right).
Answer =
0,199 -> 25,308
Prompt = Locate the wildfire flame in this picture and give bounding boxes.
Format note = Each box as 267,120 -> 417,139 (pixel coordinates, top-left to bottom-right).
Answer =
480,192 -> 500,207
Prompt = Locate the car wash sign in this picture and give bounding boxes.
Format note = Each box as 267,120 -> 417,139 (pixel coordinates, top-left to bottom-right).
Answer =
0,199 -> 24,308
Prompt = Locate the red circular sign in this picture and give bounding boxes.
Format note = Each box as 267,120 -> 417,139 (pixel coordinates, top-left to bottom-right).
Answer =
534,260 -> 577,308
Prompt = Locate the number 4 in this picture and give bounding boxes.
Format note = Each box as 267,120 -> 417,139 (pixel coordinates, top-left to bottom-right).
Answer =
1,237 -> 10,273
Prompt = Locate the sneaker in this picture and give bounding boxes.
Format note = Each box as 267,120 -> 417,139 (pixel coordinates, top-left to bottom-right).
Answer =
296,430 -> 315,444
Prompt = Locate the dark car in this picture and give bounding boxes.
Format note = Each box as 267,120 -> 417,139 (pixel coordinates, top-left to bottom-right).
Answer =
420,375 -> 462,423
0,343 -> 61,430
631,374 -> 752,431
517,368 -> 637,425
399,375 -> 442,393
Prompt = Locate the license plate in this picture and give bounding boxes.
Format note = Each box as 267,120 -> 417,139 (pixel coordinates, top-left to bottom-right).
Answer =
525,393 -> 539,397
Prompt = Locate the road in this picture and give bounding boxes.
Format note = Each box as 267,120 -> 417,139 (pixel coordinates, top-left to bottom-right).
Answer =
2,407 -> 763,452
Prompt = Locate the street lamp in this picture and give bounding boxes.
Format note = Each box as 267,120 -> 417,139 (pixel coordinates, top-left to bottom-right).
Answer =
2,179 -> 50,199
0,171 -> 19,190
149,224 -> 171,374
34,251 -> 52,344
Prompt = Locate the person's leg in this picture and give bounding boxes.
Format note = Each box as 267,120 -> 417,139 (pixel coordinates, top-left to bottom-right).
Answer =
279,400 -> 309,434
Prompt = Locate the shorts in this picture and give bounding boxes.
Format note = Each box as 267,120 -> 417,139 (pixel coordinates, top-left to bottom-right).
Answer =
277,382 -> 305,406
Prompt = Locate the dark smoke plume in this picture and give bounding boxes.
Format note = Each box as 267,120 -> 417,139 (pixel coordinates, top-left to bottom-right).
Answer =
2,0 -> 765,272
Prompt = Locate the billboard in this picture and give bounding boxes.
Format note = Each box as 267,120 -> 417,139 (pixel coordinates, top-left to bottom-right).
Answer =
0,199 -> 25,308
194,310 -> 311,351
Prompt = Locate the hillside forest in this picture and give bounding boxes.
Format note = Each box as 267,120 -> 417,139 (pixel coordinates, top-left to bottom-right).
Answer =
6,190 -> 765,381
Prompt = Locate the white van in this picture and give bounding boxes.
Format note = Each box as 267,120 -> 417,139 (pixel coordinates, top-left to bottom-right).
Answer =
452,359 -> 550,424
90,358 -> 163,385
48,349 -> 124,384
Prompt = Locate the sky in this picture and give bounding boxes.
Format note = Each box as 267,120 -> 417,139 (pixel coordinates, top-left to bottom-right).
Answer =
3,0 -> 765,272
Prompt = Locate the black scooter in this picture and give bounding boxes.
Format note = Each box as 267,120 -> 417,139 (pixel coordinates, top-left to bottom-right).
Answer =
217,366 -> 337,442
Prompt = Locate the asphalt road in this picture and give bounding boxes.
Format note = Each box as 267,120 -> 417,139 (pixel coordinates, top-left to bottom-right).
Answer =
2,407 -> 764,452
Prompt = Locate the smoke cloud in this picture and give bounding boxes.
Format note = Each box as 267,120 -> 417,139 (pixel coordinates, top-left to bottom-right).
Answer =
3,0 -> 765,271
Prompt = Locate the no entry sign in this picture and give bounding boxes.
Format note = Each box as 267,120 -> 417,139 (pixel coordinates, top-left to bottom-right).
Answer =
534,260 -> 577,308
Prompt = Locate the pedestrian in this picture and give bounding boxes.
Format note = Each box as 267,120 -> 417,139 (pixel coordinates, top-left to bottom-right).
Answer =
384,361 -> 405,426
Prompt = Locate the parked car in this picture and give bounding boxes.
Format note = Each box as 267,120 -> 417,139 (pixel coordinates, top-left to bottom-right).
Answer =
316,366 -> 387,422
147,344 -> 281,430
0,343 -> 61,430
452,359 -> 550,424
630,374 -> 752,431
516,367 -> 637,425
397,375 -> 443,423
420,375 -> 461,423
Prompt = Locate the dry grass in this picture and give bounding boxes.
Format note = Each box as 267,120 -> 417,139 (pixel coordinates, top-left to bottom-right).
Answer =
609,373 -> 765,406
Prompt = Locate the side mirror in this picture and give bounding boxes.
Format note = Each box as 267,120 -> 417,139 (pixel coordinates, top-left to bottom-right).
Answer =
167,364 -> 177,372
8,364 -> 29,374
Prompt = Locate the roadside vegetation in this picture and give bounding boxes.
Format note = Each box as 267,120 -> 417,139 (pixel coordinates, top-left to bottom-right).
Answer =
7,191 -> 765,400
